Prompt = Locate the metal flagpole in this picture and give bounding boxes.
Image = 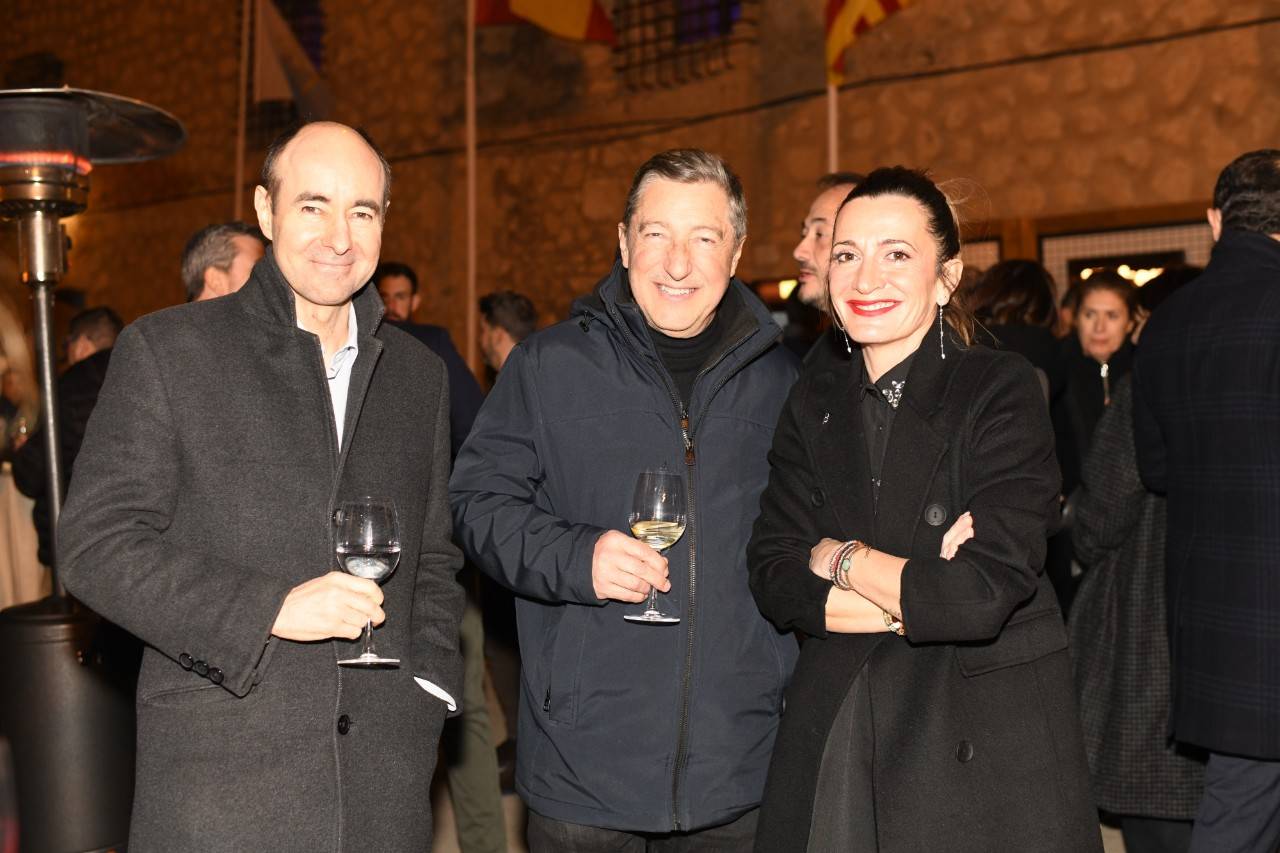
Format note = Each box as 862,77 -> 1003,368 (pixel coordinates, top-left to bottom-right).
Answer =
826,81 -> 838,172
465,0 -> 479,373
234,0 -> 252,217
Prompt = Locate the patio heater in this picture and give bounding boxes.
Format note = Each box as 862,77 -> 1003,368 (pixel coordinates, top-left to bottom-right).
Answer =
0,88 -> 184,853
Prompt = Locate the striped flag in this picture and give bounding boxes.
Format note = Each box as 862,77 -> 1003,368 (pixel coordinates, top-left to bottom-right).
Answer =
477,0 -> 616,44
825,0 -> 912,85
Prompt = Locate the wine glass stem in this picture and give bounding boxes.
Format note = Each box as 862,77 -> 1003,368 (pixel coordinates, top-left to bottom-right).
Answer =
362,619 -> 376,656
646,588 -> 659,612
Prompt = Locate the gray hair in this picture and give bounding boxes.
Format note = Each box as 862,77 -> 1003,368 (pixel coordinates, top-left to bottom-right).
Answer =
622,149 -> 747,243
180,221 -> 264,302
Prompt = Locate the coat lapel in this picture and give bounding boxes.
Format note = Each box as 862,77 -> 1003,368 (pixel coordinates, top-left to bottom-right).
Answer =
873,334 -> 953,553
809,354 -> 876,540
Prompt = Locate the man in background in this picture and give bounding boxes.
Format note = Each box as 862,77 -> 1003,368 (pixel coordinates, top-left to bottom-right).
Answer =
374,260 -> 507,853
478,290 -> 537,373
1134,149 -> 1280,853
180,221 -> 265,303
792,171 -> 863,311
13,306 -> 123,566
374,262 -> 484,457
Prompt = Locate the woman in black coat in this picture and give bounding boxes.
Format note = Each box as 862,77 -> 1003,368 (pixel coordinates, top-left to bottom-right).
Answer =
748,167 -> 1101,852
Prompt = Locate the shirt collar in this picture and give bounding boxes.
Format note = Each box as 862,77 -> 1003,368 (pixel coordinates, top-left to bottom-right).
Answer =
298,304 -> 360,380
859,349 -> 916,408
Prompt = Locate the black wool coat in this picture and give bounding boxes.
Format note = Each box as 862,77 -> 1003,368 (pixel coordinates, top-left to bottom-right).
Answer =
748,332 -> 1101,852
1133,228 -> 1280,759
58,250 -> 465,852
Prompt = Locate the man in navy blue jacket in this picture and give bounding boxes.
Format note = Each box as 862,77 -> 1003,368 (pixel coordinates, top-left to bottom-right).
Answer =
451,150 -> 799,850
1134,149 -> 1280,853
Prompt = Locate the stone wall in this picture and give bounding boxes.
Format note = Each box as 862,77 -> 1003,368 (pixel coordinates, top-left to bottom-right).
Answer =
1,0 -> 1277,355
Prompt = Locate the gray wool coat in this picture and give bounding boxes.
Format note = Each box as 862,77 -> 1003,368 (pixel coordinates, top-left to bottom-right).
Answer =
59,249 -> 465,852
1069,376 -> 1205,819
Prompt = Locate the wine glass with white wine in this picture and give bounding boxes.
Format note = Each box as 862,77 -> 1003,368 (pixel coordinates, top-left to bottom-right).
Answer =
334,496 -> 402,667
624,467 -> 685,625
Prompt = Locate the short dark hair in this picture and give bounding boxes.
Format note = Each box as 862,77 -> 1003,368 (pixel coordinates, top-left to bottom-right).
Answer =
1213,149 -> 1280,235
622,149 -> 747,242
479,290 -> 538,343
260,121 -> 392,213
968,260 -> 1056,328
817,171 -> 865,193
1076,269 -> 1139,320
840,166 -> 972,342
372,261 -> 418,294
180,221 -> 264,302
68,306 -> 123,349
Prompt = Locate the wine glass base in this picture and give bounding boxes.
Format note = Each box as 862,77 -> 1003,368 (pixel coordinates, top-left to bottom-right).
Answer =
337,654 -> 401,668
624,610 -> 680,625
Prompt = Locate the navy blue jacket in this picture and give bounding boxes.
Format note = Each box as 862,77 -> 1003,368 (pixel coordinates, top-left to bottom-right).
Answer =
390,321 -> 483,459
1134,229 -> 1280,759
450,261 -> 799,832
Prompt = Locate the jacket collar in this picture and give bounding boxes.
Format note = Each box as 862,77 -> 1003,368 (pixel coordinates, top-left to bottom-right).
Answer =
1207,228 -> 1280,277
571,257 -> 781,370
235,246 -> 386,335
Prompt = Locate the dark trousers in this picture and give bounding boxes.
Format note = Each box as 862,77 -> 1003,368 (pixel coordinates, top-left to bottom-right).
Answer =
1190,752 -> 1280,853
527,809 -> 758,853
1121,815 -> 1193,853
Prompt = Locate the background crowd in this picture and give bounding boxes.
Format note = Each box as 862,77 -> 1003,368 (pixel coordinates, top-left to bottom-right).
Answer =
1,135 -> 1277,853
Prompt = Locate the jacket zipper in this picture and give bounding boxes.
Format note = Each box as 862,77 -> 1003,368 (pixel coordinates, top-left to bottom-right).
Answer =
602,298 -> 764,831
1100,361 -> 1111,406
665,337 -> 752,832
670,398 -> 696,832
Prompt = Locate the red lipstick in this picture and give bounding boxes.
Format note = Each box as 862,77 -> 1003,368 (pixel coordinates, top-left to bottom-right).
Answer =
846,299 -> 899,317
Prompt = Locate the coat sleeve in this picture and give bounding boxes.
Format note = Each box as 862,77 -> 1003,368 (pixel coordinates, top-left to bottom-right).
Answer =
899,357 -> 1061,643
449,346 -> 605,605
1072,378 -> 1147,566
747,377 -> 834,638
410,376 -> 467,709
1131,344 -> 1167,494
57,324 -> 295,698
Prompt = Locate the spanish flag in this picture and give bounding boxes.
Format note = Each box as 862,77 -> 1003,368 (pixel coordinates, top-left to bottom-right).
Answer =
477,0 -> 616,45
825,0 -> 911,85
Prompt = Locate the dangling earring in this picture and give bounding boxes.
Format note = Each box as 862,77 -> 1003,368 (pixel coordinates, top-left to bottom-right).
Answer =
938,305 -> 946,360
841,330 -> 852,354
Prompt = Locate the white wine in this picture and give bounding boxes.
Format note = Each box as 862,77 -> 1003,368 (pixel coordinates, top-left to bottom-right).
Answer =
630,519 -> 686,551
337,547 -> 401,581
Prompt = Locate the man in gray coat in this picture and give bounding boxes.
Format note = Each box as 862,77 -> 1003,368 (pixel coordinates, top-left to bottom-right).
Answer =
59,122 -> 465,851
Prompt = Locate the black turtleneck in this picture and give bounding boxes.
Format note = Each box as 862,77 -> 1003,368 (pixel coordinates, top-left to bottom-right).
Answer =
648,305 -> 727,407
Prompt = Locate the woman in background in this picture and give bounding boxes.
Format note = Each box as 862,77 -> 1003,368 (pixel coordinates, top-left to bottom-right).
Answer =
968,258 -> 1059,376
1069,268 -> 1206,853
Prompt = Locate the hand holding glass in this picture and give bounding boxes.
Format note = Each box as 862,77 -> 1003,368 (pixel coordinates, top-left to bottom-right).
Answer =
624,467 -> 685,624
334,496 -> 402,667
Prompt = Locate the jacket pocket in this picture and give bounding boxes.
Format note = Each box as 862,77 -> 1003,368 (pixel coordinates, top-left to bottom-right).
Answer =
955,609 -> 1068,677
541,606 -> 586,726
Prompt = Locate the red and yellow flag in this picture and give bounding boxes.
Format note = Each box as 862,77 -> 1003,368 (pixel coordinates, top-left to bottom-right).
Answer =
477,0 -> 616,45
825,0 -> 911,85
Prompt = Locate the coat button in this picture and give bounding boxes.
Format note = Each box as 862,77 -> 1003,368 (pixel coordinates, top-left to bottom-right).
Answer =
810,488 -> 825,508
194,660 -> 209,677
178,653 -> 194,670
925,504 -> 947,526
209,668 -> 224,685
956,740 -> 974,763
337,714 -> 351,735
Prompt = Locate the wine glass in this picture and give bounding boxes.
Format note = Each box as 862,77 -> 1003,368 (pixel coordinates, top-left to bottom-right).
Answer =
624,467 -> 686,625
334,496 -> 402,667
